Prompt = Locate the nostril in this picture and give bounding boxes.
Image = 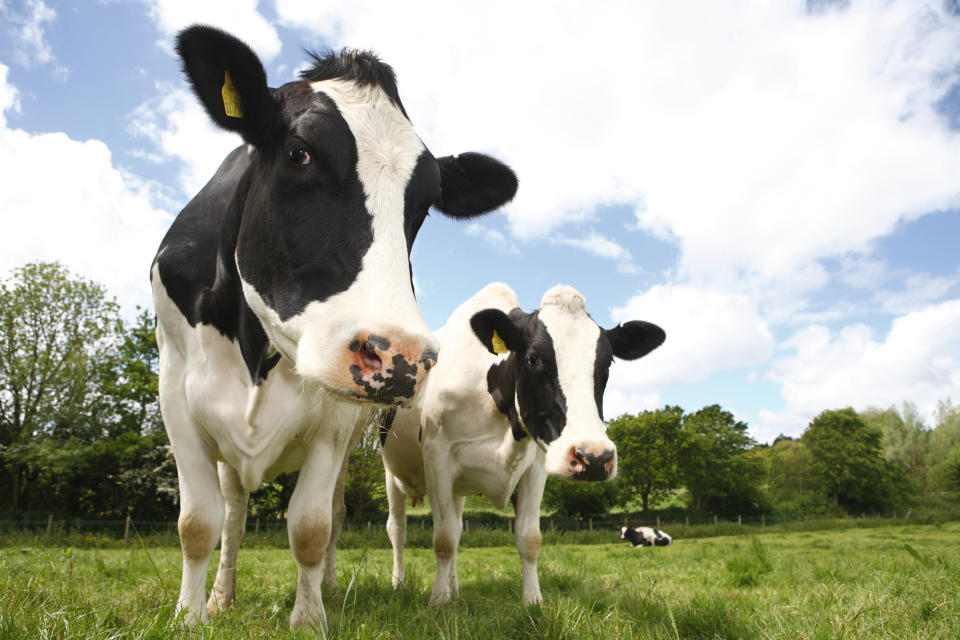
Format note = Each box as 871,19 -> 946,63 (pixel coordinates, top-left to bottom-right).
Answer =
360,341 -> 382,371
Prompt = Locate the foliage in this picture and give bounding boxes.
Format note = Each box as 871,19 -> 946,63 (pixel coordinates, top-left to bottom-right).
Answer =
803,408 -> 911,511
344,426 -> 388,519
541,475 -> 621,518
861,402 -> 928,487
929,446 -> 960,492
607,406 -> 682,512
677,405 -> 768,515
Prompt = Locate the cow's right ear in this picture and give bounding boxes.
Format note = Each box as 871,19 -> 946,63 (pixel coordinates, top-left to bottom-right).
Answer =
470,308 -> 524,355
176,25 -> 279,148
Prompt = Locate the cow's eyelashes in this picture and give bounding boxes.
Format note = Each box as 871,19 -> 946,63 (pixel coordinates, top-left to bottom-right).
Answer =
287,146 -> 311,166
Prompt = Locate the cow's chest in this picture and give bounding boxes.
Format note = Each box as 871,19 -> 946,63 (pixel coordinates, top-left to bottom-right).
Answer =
450,435 -> 537,510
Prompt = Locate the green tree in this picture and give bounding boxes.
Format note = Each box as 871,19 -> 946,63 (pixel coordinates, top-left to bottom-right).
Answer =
803,408 -> 908,511
541,475 -> 621,519
929,445 -> 960,492
677,405 -> 766,514
0,262 -> 121,508
928,400 -> 960,470
606,406 -> 682,512
344,426 -> 388,519
761,436 -> 815,503
861,402 -> 928,487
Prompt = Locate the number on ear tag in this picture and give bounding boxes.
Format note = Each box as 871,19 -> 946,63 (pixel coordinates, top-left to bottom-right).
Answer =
491,330 -> 508,355
222,70 -> 244,119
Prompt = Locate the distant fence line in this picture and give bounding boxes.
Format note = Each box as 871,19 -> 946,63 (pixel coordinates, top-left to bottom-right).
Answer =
1,508 -> 951,544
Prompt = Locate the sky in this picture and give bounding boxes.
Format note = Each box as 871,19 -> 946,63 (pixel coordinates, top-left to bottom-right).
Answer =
1,0 -> 959,443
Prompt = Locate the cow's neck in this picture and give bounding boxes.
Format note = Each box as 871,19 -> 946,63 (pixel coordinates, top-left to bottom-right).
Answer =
210,160 -> 278,385
486,355 -> 527,442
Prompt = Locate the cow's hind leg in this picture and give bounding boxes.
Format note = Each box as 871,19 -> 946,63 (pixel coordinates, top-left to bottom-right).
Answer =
168,421 -> 224,624
514,460 -> 547,605
384,467 -> 408,588
207,462 -> 248,616
287,434 -> 352,631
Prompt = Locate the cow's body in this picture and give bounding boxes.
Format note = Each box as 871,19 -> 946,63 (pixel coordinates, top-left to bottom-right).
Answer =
380,283 -> 665,605
621,526 -> 672,547
152,26 -> 516,630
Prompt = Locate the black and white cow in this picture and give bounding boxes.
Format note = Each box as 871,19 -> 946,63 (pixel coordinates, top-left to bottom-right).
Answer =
151,26 -> 517,630
621,526 -> 672,547
379,283 -> 665,605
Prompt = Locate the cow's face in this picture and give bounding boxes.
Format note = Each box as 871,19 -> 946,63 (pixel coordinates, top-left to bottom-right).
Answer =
621,526 -> 628,540
176,27 -> 517,404
472,286 -> 665,480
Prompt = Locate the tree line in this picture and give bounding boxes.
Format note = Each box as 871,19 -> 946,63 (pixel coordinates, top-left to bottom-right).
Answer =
2,262 -> 958,523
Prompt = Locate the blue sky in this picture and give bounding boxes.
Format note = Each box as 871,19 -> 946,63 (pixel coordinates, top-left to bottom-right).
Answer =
1,0 -> 959,442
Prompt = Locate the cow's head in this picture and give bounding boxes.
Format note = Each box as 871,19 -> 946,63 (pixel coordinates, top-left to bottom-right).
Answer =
471,286 -> 664,480
176,26 -> 516,404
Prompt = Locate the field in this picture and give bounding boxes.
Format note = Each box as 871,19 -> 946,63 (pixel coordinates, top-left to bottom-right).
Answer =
1,523 -> 958,639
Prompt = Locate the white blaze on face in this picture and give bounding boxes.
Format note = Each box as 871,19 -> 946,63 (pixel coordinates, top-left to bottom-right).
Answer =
241,79 -> 437,398
535,286 -> 617,477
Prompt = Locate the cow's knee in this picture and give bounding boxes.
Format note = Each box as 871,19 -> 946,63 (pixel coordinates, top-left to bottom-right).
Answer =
179,511 -> 219,560
434,531 -> 456,562
291,511 -> 330,567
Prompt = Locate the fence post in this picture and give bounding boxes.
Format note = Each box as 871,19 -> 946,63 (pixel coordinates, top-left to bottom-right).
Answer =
762,514 -> 766,529
465,520 -> 469,534
367,521 -> 371,537
714,514 -> 718,526
738,514 -> 742,526
46,514 -> 53,537
656,516 -> 660,529
550,520 -> 555,532
255,518 -> 260,536
124,514 -> 131,544
685,515 -> 690,528
623,517 -> 628,528
589,518 -> 593,531
508,518 -> 512,533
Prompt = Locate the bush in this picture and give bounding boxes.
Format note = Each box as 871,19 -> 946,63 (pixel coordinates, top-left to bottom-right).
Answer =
541,476 -> 621,518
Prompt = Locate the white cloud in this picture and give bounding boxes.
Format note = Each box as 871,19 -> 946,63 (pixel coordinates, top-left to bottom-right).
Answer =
552,231 -> 641,274
146,0 -> 282,61
606,284 -> 776,400
764,298 -> 960,436
273,0 -> 960,293
874,273 -> 958,315
0,68 -> 171,312
464,222 -> 519,254
0,63 -> 19,127
128,82 -> 240,197
0,0 -> 66,77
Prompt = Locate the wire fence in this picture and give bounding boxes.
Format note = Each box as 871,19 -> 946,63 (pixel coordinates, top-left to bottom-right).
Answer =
2,507 -> 956,549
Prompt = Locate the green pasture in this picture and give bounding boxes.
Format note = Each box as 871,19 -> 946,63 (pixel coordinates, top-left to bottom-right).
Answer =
2,523 -> 958,639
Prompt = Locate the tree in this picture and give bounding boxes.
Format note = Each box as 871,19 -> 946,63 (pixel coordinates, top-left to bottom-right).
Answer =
606,406 -> 682,512
541,475 -> 621,519
928,400 -> 960,470
761,436 -> 815,503
343,426 -> 388,519
929,445 -> 960,492
0,262 -> 121,508
802,408 -> 908,511
861,403 -> 928,487
677,405 -> 766,514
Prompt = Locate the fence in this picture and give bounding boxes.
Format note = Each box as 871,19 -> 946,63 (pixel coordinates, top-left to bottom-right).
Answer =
2,507 -> 956,549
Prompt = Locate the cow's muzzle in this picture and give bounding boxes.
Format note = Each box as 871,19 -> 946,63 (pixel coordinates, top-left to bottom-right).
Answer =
567,444 -> 617,481
346,331 -> 438,405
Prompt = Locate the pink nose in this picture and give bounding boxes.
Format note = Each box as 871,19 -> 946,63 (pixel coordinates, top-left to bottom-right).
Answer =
567,444 -> 616,481
347,332 -> 438,404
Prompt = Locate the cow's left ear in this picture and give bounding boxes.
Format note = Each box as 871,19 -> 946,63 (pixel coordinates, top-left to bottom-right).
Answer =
435,153 -> 518,218
470,308 -> 525,355
604,321 -> 666,360
176,25 -> 280,148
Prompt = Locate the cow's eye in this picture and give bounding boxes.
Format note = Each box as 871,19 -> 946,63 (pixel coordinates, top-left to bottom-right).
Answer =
526,352 -> 539,367
288,147 -> 311,166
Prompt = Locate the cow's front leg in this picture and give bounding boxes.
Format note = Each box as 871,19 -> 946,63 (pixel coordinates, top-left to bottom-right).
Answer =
448,495 -> 466,597
323,454 -> 349,592
384,467 -> 408,588
425,462 -> 460,606
169,427 -> 224,625
287,435 -> 351,631
207,462 -> 248,616
514,457 -> 547,605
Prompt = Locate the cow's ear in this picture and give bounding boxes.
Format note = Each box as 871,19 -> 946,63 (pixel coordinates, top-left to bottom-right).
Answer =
604,321 -> 666,360
470,308 -> 525,355
176,25 -> 279,148
435,153 -> 518,218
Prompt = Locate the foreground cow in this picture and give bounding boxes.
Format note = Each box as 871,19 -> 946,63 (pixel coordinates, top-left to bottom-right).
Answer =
379,283 -> 665,605
151,26 -> 517,629
621,526 -> 672,547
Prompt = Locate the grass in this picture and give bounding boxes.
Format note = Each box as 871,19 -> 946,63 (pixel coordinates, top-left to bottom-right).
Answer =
2,523 -> 959,639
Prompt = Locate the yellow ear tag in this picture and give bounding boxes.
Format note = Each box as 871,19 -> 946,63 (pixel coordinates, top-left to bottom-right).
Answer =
491,330 -> 508,355
221,70 -> 244,119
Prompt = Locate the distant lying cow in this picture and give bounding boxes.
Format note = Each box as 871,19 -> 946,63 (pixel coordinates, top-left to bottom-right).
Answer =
621,526 -> 672,547
380,283 -> 665,605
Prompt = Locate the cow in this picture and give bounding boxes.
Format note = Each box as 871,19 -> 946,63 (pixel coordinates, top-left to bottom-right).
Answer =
621,526 -> 673,547
378,283 -> 665,605
151,26 -> 517,630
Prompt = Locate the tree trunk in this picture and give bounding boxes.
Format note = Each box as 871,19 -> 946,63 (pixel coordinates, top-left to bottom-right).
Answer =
833,490 -> 839,506
641,491 -> 649,513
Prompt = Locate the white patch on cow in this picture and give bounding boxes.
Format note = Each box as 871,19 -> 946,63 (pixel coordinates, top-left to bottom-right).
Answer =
535,286 -> 617,478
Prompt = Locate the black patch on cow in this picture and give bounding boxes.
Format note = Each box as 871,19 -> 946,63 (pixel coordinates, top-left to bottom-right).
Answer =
349,354 -> 419,404
349,339 -> 361,352
622,528 -> 651,547
375,406 -> 398,446
301,49 -> 408,118
420,349 -> 437,372
486,356 -> 526,441
366,334 -> 391,351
